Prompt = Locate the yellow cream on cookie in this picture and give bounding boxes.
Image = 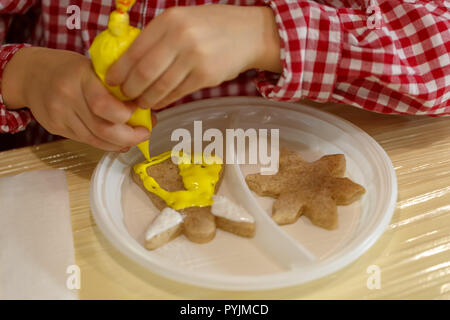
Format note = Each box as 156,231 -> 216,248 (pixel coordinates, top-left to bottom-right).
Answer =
89,0 -> 152,160
134,151 -> 223,210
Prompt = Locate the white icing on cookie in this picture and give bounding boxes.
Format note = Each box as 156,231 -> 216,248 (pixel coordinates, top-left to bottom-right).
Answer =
145,207 -> 184,240
211,195 -> 255,223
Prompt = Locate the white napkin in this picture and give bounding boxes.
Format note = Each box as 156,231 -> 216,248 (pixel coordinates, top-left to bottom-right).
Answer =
0,170 -> 78,299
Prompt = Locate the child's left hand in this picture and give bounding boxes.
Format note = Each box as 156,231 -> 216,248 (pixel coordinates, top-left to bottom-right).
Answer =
105,4 -> 281,110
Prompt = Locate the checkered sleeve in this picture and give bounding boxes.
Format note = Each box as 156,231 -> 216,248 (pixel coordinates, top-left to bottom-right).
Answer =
313,0 -> 367,9
255,0 -> 342,102
0,1 -> 38,133
255,0 -> 450,115
0,44 -> 33,133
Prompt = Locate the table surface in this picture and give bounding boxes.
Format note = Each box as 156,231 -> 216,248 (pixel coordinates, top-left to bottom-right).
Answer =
1,100 -> 449,299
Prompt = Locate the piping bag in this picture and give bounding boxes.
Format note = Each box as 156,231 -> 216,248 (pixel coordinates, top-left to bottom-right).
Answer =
89,0 -> 152,160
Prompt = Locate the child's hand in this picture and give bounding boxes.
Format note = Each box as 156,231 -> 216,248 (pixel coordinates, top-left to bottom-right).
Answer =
2,47 -> 152,151
105,4 -> 281,110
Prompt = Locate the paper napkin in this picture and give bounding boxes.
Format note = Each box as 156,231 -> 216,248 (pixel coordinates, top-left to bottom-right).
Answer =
0,170 -> 78,299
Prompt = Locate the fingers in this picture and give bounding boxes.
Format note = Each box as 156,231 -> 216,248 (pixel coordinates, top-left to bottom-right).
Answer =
79,107 -> 151,148
121,42 -> 178,100
82,75 -> 134,124
136,54 -> 192,108
150,72 -> 200,110
81,77 -> 151,148
105,19 -> 167,89
151,112 -> 157,127
65,111 -> 126,152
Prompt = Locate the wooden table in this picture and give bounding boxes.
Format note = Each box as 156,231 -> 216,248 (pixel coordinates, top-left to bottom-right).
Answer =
1,100 -> 449,299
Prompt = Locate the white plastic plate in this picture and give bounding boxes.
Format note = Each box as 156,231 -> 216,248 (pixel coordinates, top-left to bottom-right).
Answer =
90,97 -> 397,290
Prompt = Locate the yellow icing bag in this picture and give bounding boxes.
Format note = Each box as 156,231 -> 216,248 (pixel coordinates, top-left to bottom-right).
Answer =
89,0 -> 151,160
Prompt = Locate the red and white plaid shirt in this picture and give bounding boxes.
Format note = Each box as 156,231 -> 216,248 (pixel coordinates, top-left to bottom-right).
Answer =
0,0 -> 449,143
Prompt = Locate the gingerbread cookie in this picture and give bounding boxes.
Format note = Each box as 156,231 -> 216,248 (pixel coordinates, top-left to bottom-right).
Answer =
144,207 -> 184,250
245,148 -> 365,230
132,152 -> 255,250
211,195 -> 255,238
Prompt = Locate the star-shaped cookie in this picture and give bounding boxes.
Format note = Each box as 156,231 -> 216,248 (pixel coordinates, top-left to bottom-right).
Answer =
245,148 -> 366,230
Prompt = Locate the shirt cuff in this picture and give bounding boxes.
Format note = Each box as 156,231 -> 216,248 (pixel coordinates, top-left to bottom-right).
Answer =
254,0 -> 342,102
0,43 -> 33,133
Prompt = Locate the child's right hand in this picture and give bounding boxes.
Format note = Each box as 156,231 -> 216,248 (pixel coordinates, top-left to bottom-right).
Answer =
2,47 -> 152,152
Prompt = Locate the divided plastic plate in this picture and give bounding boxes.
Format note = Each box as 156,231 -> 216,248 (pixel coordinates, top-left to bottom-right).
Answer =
90,97 -> 397,290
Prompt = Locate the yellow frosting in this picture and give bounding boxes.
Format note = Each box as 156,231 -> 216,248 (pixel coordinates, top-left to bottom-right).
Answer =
133,151 -> 223,210
89,0 -> 151,160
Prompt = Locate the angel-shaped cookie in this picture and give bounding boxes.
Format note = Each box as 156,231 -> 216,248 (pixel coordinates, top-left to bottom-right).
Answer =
245,148 -> 365,230
132,152 -> 255,250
